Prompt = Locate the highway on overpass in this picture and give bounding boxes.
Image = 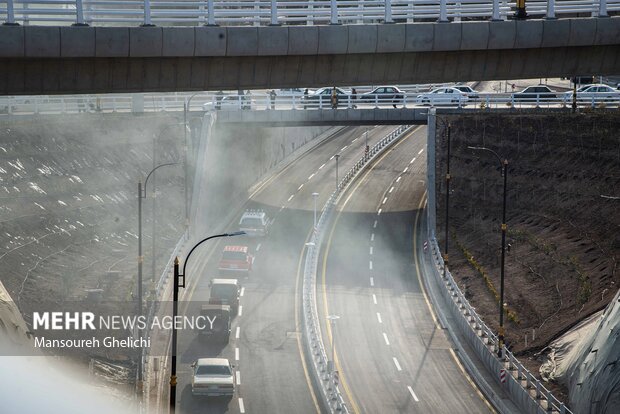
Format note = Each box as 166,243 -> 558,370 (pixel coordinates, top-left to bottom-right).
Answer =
172,124 -> 492,413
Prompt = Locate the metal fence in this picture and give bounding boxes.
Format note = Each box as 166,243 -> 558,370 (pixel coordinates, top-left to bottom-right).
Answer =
428,237 -> 571,413
2,0 -> 618,26
2,89 -> 618,116
302,124 -> 412,413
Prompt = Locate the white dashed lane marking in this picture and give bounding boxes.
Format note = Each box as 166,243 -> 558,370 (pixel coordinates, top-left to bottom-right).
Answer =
236,371 -> 241,385
370,277 -> 375,287
396,176 -> 401,183
403,167 -> 408,173
373,220 -> 377,228
369,260 -> 373,270
235,347 -> 239,361
408,386 -> 420,402
341,146 -> 348,151
389,186 -> 394,193
236,327 -> 240,339
319,163 -> 326,170
377,313 -> 383,324
410,157 -> 416,164
383,333 -> 390,346
308,173 -> 315,180
382,197 -> 387,204
369,246 -> 373,255
255,244 -> 261,252
377,209 -> 382,216
418,148 -> 424,155
239,398 -> 245,413
298,184 -> 304,191
372,294 -> 377,304
240,287 -> 245,296
287,194 -> 294,202
393,357 -> 402,371
238,305 -> 243,316
371,233 -> 375,241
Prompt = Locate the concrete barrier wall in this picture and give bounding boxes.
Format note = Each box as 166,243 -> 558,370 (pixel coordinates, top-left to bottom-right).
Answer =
1,17 -> 618,94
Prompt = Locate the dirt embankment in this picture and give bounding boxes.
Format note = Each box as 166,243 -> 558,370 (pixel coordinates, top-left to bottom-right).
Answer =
434,111 -> 619,393
0,114 -> 185,327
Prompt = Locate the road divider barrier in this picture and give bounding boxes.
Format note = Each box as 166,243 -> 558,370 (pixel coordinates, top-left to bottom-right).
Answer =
302,124 -> 413,413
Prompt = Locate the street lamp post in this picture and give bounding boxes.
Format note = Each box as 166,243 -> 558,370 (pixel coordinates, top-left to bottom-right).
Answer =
514,0 -> 527,19
169,231 -> 245,414
467,146 -> 509,358
365,129 -> 370,159
137,161 -> 178,388
335,154 -> 340,190
444,123 -> 451,279
312,192 -> 319,230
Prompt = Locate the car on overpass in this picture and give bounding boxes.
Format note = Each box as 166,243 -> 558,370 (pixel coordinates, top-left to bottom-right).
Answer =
564,84 -> 620,104
218,245 -> 253,276
203,95 -> 251,111
453,85 -> 480,101
191,358 -> 235,397
302,87 -> 351,108
359,86 -> 404,108
414,87 -> 470,106
511,85 -> 559,103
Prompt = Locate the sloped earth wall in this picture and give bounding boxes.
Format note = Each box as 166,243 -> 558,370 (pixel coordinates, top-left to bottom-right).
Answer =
433,110 -> 619,402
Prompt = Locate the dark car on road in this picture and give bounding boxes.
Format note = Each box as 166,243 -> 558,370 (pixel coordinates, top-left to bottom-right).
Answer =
511,85 -> 558,103
302,87 -> 350,108
360,86 -> 404,107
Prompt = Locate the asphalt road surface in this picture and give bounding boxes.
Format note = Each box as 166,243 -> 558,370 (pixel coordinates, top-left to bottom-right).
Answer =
175,125 -> 396,413
317,126 -> 493,413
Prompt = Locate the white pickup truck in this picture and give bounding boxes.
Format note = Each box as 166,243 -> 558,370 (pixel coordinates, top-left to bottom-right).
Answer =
239,209 -> 272,237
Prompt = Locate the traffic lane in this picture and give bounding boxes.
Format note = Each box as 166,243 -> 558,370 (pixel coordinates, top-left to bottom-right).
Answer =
234,207 -> 319,414
321,128 -> 490,413
250,125 -> 395,210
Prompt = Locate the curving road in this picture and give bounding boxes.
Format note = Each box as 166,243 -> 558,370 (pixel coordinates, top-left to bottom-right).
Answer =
317,126 -> 494,413
174,125 -> 397,413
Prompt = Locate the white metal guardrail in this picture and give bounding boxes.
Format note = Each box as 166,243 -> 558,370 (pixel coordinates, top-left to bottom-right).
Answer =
1,0 -> 618,26
428,237 -> 571,413
302,124 -> 412,413
2,90 -> 619,116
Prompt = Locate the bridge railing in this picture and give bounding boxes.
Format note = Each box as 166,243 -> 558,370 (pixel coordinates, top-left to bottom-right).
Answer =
2,0 -> 619,26
2,89 -> 619,116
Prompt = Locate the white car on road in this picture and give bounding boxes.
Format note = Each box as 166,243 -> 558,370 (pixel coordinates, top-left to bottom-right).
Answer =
191,358 -> 235,397
415,87 -> 469,106
564,84 -> 620,104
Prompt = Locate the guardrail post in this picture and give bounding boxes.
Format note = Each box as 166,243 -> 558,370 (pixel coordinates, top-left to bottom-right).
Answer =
72,0 -> 86,25
330,0 -> 339,24
142,0 -> 153,26
385,0 -> 393,23
207,0 -> 216,26
491,0 -> 501,20
438,0 -> 448,22
270,0 -> 279,25
4,0 -> 18,25
598,0 -> 608,17
546,0 -> 556,19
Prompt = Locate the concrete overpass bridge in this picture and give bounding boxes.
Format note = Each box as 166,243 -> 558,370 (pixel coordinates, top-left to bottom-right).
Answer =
1,1 -> 619,95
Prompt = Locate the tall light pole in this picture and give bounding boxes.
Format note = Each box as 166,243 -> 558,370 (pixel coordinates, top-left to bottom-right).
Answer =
335,154 -> 340,190
365,128 -> 370,159
170,231 -> 245,414
467,146 -> 509,358
312,192 -> 319,231
326,314 -> 340,372
137,162 -> 178,388
444,123 -> 451,280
